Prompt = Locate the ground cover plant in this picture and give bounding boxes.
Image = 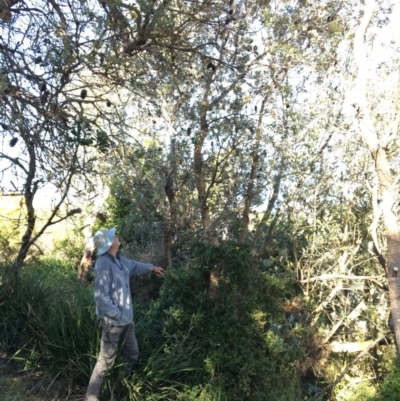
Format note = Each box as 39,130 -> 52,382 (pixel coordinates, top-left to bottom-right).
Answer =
0,243 -> 307,401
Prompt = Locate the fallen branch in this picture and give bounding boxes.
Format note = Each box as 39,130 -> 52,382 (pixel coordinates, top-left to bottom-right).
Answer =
312,335 -> 385,400
300,273 -> 384,283
300,273 -> 387,292
322,299 -> 367,345
330,337 -> 391,353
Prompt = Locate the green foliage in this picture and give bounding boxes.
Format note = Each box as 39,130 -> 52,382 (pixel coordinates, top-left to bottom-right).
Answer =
103,146 -> 167,256
0,204 -> 40,264
51,233 -> 85,270
371,362 -> 400,401
0,362 -> 69,401
0,260 -> 200,400
0,263 -> 99,382
350,383 -> 377,401
65,118 -> 110,152
176,383 -> 227,401
146,241 -> 300,401
122,339 -> 196,401
96,325 -> 198,401
0,225 -> 20,264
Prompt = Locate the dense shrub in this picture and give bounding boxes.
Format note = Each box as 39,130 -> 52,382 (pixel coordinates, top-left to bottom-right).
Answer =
372,362 -> 400,401
0,243 -> 305,400
145,241 -> 301,401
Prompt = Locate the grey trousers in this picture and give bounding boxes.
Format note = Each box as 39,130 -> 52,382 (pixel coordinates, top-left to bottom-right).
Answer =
84,321 -> 139,401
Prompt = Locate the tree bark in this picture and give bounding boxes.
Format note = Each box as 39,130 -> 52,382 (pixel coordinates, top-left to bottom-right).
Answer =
353,0 -> 400,356
12,142 -> 37,275
239,98 -> 267,242
252,165 -> 284,265
163,140 -> 177,269
194,72 -> 219,245
377,146 -> 400,353
367,178 -> 387,270
79,245 -> 95,282
163,174 -> 175,268
13,143 -> 80,278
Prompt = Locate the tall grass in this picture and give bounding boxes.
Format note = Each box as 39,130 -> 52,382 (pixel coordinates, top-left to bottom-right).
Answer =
102,339 -> 197,401
0,261 -> 99,383
0,260 -> 199,400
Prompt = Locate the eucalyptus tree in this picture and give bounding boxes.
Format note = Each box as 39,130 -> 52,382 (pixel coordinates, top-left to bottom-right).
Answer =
348,0 -> 400,356
1,3 -> 87,273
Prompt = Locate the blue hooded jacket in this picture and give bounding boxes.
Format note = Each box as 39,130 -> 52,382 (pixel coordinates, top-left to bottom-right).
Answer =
93,252 -> 153,326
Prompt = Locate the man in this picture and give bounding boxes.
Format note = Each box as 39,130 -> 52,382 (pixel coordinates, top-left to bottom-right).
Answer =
84,227 -> 165,401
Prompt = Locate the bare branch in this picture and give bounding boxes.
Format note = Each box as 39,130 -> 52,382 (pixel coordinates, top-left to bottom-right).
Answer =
313,336 -> 385,401
300,273 -> 385,283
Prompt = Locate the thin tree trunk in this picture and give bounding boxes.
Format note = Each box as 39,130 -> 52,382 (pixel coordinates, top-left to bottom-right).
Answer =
193,53 -> 265,296
163,140 -> 177,269
239,98 -> 267,242
163,175 -> 175,268
13,146 -> 81,276
12,142 -> 37,275
194,73 -> 218,244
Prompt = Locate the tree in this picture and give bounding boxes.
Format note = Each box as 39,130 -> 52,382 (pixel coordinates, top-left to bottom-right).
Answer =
1,0 -> 239,273
350,0 -> 400,355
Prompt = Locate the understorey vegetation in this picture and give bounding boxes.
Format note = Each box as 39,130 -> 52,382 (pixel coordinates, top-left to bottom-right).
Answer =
1,0 -> 400,399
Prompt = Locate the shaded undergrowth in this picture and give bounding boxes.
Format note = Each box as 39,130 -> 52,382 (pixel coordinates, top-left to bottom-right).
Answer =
0,242 -> 314,400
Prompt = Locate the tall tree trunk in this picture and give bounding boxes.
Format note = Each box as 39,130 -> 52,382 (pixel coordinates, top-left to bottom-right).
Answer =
239,98 -> 267,242
12,142 -> 37,275
193,54 -> 258,296
194,70 -> 219,245
195,72 -> 220,299
353,0 -> 400,355
163,139 -> 177,269
13,144 -> 81,278
376,147 -> 400,352
248,170 -> 283,268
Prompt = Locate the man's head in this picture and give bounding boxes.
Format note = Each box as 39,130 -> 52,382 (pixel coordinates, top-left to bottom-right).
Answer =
93,227 -> 119,255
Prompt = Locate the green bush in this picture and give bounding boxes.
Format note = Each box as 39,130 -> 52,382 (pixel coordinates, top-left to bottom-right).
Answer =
51,233 -> 86,269
372,363 -> 400,401
145,241 -> 300,401
0,244 -> 305,400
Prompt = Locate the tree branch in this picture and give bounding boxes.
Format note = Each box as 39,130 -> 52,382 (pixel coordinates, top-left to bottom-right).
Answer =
313,336 -> 385,400
322,299 -> 366,345
353,0 -> 378,153
299,273 -> 384,283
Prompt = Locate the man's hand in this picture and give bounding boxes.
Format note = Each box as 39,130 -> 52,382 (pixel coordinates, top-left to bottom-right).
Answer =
153,266 -> 165,277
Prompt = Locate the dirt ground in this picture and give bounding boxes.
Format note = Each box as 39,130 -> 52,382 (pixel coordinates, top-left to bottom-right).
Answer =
0,357 -> 85,401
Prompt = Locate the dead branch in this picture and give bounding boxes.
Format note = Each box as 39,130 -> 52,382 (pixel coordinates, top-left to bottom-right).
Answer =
312,335 -> 385,400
